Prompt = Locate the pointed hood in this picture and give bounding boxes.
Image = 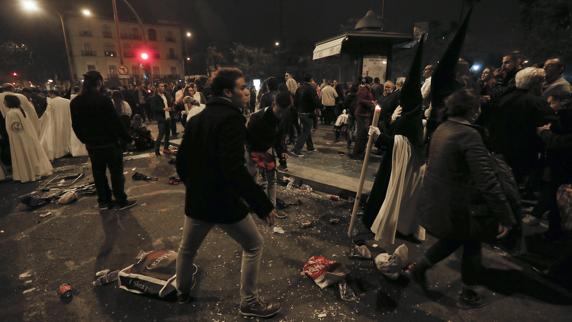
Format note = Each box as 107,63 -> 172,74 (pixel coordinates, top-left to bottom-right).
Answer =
430,7 -> 473,109
393,35 -> 425,146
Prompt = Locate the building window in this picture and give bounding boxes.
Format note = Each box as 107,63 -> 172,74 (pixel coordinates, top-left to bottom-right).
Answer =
170,66 -> 177,76
109,65 -> 118,77
132,27 -> 141,40
81,42 -> 96,56
166,30 -> 175,42
148,28 -> 157,41
168,48 -> 177,59
132,65 -> 141,75
87,64 -> 96,72
102,25 -> 113,38
80,30 -> 93,37
104,43 -> 116,57
152,66 -> 160,76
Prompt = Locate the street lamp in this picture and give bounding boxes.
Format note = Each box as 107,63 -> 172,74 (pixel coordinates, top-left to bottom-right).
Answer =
21,0 -> 40,12
81,8 -> 92,17
19,1 -> 92,82
274,41 -> 281,47
186,31 -> 192,38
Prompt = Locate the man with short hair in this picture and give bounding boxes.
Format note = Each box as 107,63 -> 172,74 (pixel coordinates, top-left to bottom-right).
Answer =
150,83 -> 174,156
70,71 -> 136,211
320,80 -> 338,125
175,68 -> 280,318
292,75 -> 320,157
285,72 -> 298,96
543,58 -> 572,99
246,91 -> 290,210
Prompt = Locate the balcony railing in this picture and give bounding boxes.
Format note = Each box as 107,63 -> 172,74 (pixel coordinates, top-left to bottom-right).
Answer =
81,50 -> 97,57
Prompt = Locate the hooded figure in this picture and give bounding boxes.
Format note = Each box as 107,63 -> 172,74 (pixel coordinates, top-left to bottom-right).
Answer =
427,8 -> 473,137
365,36 -> 427,244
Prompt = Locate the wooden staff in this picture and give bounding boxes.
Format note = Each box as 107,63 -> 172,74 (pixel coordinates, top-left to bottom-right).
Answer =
348,105 -> 382,237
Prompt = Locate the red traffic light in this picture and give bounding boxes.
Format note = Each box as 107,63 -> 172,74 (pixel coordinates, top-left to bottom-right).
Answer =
140,52 -> 149,61
11,72 -> 18,77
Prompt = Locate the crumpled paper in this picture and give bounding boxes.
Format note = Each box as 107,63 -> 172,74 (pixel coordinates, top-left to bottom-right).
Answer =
374,244 -> 408,280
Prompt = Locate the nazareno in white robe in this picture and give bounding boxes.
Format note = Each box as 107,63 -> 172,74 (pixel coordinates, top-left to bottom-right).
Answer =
5,108 -> 53,183
0,92 -> 41,137
370,135 -> 426,244
40,96 -> 87,159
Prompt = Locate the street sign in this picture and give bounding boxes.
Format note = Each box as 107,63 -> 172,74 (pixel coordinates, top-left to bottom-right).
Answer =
118,65 -> 129,75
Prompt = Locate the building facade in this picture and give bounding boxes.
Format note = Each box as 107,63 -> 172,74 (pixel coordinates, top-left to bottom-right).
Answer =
66,15 -> 185,83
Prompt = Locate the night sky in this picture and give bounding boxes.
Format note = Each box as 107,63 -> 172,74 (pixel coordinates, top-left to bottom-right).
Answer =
0,0 -> 520,78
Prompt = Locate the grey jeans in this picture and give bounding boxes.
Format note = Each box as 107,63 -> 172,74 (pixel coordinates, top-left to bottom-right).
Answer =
176,215 -> 264,304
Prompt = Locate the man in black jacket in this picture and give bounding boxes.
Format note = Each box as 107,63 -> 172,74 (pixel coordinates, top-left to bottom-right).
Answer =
292,75 -> 319,157
175,68 -> 280,318
149,83 -> 174,156
70,71 -> 136,211
246,91 -> 289,211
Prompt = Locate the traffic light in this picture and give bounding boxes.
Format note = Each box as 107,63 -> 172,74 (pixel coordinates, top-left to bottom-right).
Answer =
11,72 -> 18,77
140,52 -> 149,61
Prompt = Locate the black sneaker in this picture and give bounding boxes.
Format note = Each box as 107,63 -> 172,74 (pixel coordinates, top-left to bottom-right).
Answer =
98,202 -> 112,211
117,199 -> 137,211
239,298 -> 281,318
406,263 -> 429,293
457,287 -> 486,309
289,151 -> 304,158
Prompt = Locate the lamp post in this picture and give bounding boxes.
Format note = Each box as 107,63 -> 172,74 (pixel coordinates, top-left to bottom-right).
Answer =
20,0 -> 91,82
184,31 -> 192,76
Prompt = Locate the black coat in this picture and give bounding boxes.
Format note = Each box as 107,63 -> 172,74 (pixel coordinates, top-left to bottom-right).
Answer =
70,92 -> 132,148
487,89 -> 554,179
149,93 -> 173,122
246,107 -> 286,156
176,97 -> 274,224
419,120 -> 515,240
295,83 -> 319,114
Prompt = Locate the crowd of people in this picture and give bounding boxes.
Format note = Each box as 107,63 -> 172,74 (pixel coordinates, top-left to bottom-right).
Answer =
1,10 -> 571,318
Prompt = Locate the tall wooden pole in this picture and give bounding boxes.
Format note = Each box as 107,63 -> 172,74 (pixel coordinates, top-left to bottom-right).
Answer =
348,105 -> 382,237
112,0 -> 124,66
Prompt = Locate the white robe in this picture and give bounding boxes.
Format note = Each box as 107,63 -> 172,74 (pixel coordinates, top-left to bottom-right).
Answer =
371,135 -> 426,244
5,108 -> 53,182
0,92 -> 41,137
40,97 -> 73,160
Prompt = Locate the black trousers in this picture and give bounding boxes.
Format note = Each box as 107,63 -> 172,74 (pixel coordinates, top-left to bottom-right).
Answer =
353,116 -> 371,156
424,239 -> 482,286
155,119 -> 171,152
293,114 -> 315,154
87,145 -> 127,205
532,180 -> 562,234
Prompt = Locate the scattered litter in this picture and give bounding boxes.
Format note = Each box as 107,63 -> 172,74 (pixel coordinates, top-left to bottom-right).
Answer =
39,211 -> 53,218
168,176 -> 182,185
179,227 -> 183,231
22,287 -> 36,295
317,312 -> 327,318
301,220 -> 313,229
131,168 -> 137,171
302,256 -> 350,289
19,270 -> 33,280
276,198 -> 287,210
285,177 -> 296,190
348,245 -> 372,260
132,172 -> 158,182
117,250 -> 178,298
372,243 -> 379,248
299,184 -> 313,192
273,226 -> 285,234
58,191 -> 78,205
140,203 -> 147,207
339,281 -> 359,302
329,218 -> 341,225
57,283 -> 74,300
93,270 -> 119,286
329,195 -> 340,201
374,244 -> 409,280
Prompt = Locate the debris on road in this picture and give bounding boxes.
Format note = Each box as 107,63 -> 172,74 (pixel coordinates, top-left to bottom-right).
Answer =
118,250 -> 178,298
39,211 -> 53,218
348,244 -> 372,260
329,195 -> 340,201
374,244 -> 409,280
338,281 -> 359,302
19,270 -> 33,280
57,283 -> 74,301
58,191 -> 78,205
273,226 -> 285,234
22,287 -> 37,295
132,172 -> 158,182
302,256 -> 350,289
328,218 -> 341,225
93,270 -> 119,286
168,176 -> 182,185
301,220 -> 313,229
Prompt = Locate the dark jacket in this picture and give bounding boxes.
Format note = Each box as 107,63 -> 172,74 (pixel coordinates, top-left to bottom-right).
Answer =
176,97 -> 274,224
149,93 -> 173,122
259,91 -> 276,110
246,107 -> 286,156
355,87 -> 375,118
487,88 -> 555,179
70,92 -> 131,148
419,120 -> 515,240
295,82 -> 319,114
539,107 -> 572,183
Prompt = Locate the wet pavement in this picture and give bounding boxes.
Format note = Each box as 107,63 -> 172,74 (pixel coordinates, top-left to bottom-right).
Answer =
0,123 -> 571,321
